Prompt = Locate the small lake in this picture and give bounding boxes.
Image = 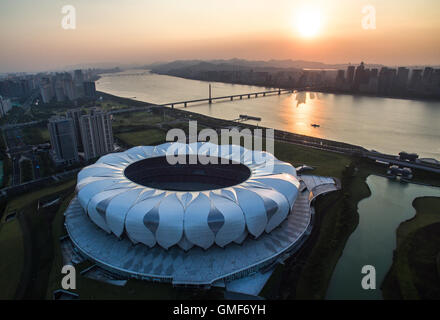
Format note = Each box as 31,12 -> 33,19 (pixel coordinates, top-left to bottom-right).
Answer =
326,175 -> 440,299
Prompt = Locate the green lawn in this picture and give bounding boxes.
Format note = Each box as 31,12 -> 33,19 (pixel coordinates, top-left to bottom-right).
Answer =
0,180 -> 77,300
3,156 -> 11,188
99,100 -> 131,112
2,179 -> 76,220
21,126 -> 50,145
116,129 -> 167,147
274,141 -> 351,180
45,194 -> 75,299
382,196 -> 440,300
0,219 -> 24,299
113,111 -> 174,128
397,197 -> 440,246
20,159 -> 34,183
37,152 -> 55,177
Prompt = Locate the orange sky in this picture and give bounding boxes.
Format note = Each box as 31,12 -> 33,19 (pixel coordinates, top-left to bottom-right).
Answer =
1,0 -> 439,72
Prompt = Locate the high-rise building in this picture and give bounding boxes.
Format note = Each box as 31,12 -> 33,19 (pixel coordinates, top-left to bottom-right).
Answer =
396,67 -> 409,86
48,116 -> 79,165
361,68 -> 379,94
79,108 -> 114,161
40,77 -> 55,103
55,81 -> 66,102
83,81 -> 96,98
73,69 -> 85,99
346,66 -> 355,86
63,77 -> 75,101
423,67 -> 440,96
378,67 -> 396,95
358,69 -> 371,93
395,67 -> 409,93
433,69 -> 440,90
66,109 -> 84,150
366,75 -> 379,94
74,82 -> 85,99
335,70 -> 345,89
353,62 -> 365,91
19,79 -> 31,96
0,95 -> 12,118
422,67 -> 434,84
40,83 -> 54,103
74,69 -> 84,83
409,69 -> 423,92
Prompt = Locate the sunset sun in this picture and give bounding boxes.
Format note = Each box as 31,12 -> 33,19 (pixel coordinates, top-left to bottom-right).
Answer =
294,6 -> 322,38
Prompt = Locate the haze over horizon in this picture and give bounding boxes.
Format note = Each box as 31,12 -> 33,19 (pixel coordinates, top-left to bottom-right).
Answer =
1,0 -> 440,73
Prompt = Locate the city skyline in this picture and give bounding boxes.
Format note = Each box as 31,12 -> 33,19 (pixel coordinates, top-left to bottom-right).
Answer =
1,0 -> 440,73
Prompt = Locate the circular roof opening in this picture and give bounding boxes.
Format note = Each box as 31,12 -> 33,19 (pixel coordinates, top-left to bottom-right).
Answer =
124,155 -> 251,191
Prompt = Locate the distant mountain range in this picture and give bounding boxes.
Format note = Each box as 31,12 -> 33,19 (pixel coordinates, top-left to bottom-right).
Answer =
146,59 -> 385,73
51,59 -> 440,75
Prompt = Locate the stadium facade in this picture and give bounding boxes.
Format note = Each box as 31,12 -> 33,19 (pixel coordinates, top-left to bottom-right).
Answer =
64,142 -> 339,287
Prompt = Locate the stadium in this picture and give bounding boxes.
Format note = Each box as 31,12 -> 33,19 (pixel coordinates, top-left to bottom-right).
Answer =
64,142 -> 339,289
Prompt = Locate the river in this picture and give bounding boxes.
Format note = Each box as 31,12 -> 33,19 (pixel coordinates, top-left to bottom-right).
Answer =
96,69 -> 440,160
326,175 -> 439,299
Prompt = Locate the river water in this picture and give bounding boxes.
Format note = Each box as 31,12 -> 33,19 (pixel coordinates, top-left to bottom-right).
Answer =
326,175 -> 439,299
96,69 -> 440,159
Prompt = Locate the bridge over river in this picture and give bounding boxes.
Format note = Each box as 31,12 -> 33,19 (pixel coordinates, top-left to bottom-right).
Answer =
160,88 -> 294,108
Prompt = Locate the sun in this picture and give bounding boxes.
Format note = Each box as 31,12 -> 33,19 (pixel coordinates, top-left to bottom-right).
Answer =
294,6 -> 322,38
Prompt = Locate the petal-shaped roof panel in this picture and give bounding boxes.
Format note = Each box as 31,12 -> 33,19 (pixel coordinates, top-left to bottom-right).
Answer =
210,193 -> 245,247
234,187 -> 267,238
252,174 -> 300,208
87,188 -> 127,233
96,153 -> 134,166
184,193 -> 215,250
106,188 -> 144,237
78,178 -> 124,209
156,194 -> 184,249
125,195 -> 165,247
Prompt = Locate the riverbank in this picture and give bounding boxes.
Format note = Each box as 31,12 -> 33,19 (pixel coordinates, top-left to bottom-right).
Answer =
382,197 -> 440,299
96,71 -> 440,159
100,91 -> 440,174
99,91 -> 368,155
149,70 -> 440,102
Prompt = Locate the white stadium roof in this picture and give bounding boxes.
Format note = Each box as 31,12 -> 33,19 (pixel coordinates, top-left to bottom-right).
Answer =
76,142 -> 300,251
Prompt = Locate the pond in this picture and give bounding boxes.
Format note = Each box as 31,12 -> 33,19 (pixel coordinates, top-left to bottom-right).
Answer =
326,175 -> 439,299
